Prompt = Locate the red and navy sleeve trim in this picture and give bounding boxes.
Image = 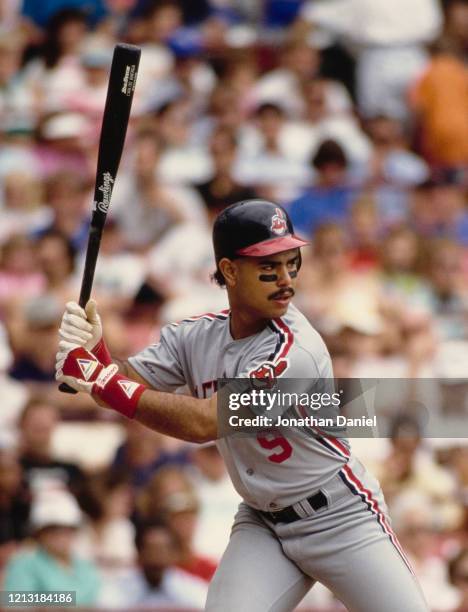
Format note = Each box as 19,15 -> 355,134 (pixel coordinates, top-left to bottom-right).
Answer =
267,318 -> 293,365
170,309 -> 230,327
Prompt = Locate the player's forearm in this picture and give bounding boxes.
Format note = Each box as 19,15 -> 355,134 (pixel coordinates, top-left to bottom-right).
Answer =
133,390 -> 218,444
57,346 -> 217,443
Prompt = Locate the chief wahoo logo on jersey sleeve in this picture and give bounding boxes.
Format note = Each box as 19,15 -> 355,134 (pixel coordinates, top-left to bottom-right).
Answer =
250,360 -> 288,389
270,208 -> 288,235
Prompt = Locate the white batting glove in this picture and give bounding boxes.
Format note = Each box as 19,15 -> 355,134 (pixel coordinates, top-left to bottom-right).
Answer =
59,300 -> 103,352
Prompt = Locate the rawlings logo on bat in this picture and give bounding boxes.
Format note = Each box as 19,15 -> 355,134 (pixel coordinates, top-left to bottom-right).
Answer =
94,172 -> 115,213
271,208 -> 287,235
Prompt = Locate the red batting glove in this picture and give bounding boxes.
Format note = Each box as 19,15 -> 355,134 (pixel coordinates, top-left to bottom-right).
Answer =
92,337 -> 112,366
57,346 -> 147,418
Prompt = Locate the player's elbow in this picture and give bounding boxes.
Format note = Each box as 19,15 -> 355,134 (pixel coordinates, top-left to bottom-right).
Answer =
193,425 -> 217,444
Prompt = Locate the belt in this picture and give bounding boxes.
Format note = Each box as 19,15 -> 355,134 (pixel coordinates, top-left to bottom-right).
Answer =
258,490 -> 329,524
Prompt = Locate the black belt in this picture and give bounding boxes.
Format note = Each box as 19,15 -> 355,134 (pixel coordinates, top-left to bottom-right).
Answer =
258,490 -> 328,524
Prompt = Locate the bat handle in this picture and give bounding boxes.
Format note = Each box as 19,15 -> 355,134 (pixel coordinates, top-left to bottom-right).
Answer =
59,382 -> 78,394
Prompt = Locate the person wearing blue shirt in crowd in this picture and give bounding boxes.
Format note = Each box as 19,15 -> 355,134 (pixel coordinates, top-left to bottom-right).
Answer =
4,491 -> 100,606
286,139 -> 357,238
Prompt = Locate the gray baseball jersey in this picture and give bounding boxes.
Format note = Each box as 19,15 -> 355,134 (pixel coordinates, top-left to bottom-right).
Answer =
129,304 -> 429,612
129,304 -> 349,510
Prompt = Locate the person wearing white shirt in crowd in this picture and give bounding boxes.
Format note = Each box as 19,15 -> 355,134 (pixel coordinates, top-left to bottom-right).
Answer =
237,102 -> 313,201
188,443 -> 241,561
110,521 -> 207,610
300,0 -> 443,120
110,130 -> 208,251
155,97 -> 213,185
253,38 -> 352,118
147,221 -> 228,324
21,9 -> 89,116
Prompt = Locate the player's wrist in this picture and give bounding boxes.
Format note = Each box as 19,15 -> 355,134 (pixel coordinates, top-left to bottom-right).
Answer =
92,367 -> 147,419
91,337 -> 112,366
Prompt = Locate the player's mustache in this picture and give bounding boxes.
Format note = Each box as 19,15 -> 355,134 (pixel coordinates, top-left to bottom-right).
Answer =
269,288 -> 295,300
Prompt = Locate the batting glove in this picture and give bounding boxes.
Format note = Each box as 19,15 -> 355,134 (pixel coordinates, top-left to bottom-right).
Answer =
58,300 -> 112,366
55,345 -> 146,418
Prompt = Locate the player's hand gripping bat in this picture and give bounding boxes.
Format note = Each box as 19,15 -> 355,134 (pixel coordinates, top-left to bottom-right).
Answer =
59,43 -> 140,394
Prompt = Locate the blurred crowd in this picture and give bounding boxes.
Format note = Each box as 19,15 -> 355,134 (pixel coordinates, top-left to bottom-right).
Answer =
0,0 -> 467,609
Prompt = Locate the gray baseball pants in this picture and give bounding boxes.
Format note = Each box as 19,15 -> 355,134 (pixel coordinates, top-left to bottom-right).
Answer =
206,461 -> 429,612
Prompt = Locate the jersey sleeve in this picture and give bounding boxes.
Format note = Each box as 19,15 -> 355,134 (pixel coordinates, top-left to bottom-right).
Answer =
128,324 -> 186,391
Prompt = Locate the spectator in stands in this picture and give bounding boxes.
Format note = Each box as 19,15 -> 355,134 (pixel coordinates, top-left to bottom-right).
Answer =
0,235 -> 44,315
205,82 -> 248,137
219,57 -> 258,115
87,219 -> 147,304
188,443 -> 241,561
34,171 -> 90,252
0,448 -> 31,563
64,44 -> 114,132
301,0 -> 442,121
0,33 -> 31,131
75,469 -> 136,567
376,414 -> 461,530
236,102 -> 313,198
136,466 -> 217,582
287,139 -> 357,237
411,39 -> 468,166
34,111 -> 92,178
449,547 -> 468,611
4,489 -> 100,606
364,115 -> 429,187
8,295 -> 63,383
0,169 -> 48,244
154,96 -> 212,184
115,521 -> 207,609
295,222 -> 381,335
22,8 -> 89,116
112,421 -> 188,489
110,129 -> 207,251
145,219 -> 228,323
196,127 -> 257,217
347,196 -> 381,271
425,238 -> 468,342
426,175 -> 468,246
16,398 -> 84,495
92,0 -> 139,42
35,230 -> 77,303
252,38 -> 322,117
299,78 -> 371,167
136,0 -> 181,102
391,491 -> 459,611
379,227 -> 432,326
444,0 -> 468,59
162,39 -> 217,113
446,444 -> 468,531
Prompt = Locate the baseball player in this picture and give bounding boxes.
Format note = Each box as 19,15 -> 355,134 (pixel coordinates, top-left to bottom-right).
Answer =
56,199 -> 429,612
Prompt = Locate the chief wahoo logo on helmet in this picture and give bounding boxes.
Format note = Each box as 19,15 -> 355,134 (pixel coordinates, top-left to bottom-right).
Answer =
271,208 -> 288,235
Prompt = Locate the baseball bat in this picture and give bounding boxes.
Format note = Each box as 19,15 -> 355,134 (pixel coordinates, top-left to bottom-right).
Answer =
59,43 -> 141,394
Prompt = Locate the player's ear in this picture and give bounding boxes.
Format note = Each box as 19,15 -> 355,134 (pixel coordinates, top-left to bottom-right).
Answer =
218,258 -> 237,287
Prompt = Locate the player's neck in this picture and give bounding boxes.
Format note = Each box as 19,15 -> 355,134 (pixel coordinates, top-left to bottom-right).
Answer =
229,310 -> 269,340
